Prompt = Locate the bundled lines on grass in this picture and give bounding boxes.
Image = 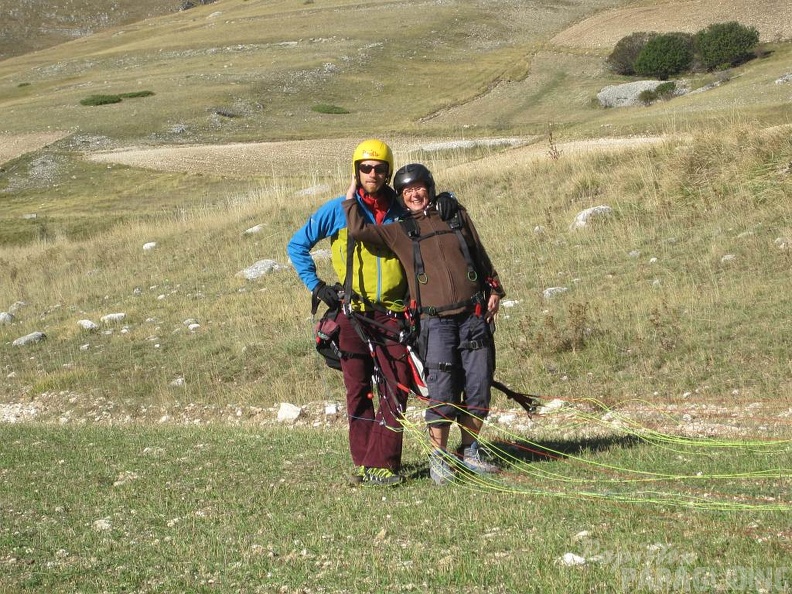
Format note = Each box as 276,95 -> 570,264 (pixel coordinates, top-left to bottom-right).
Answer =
397,395 -> 792,511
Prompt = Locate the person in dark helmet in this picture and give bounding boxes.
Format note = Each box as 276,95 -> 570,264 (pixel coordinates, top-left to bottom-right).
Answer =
287,139 -> 412,487
343,163 -> 505,486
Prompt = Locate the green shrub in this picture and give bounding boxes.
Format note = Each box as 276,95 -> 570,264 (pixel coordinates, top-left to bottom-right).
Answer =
638,89 -> 658,106
634,33 -> 694,79
655,81 -> 676,98
607,32 -> 657,75
311,103 -> 350,114
119,90 -> 155,98
79,94 -> 123,106
695,21 -> 759,70
79,91 -> 154,106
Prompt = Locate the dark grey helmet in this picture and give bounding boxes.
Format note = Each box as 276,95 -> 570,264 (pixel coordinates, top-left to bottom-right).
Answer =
392,163 -> 436,200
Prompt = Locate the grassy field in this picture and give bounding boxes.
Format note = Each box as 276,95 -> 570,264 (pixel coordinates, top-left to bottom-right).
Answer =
2,0 -> 792,591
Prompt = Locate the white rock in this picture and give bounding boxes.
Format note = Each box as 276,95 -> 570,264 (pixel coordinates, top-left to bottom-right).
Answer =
774,237 -> 790,250
143,242 -> 157,251
8,301 -> 26,314
12,331 -> 46,346
277,402 -> 302,423
101,313 -> 126,324
570,205 -> 613,230
188,323 -> 201,332
572,530 -> 591,542
243,224 -> 264,235
92,519 -> 112,531
558,552 -> 586,566
78,319 -> 99,331
0,312 -> 14,324
720,254 -> 736,263
539,398 -> 566,413
237,259 -> 288,280
325,403 -> 339,416
543,287 -> 568,299
501,300 -> 519,308
169,377 -> 185,387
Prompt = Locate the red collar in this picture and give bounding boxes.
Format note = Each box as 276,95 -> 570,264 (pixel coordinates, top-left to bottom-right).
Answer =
358,189 -> 391,224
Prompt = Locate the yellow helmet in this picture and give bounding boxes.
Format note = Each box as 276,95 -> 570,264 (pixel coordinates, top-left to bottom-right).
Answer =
352,139 -> 394,183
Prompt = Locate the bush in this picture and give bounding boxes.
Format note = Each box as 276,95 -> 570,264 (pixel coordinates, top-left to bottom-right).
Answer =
79,91 -> 154,106
638,82 -> 676,106
311,104 -> 350,114
80,94 -> 123,106
634,33 -> 694,79
119,90 -> 155,99
695,21 -> 759,70
607,32 -> 657,75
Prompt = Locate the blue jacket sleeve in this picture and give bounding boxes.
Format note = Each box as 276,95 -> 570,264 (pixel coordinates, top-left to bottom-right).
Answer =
287,197 -> 347,292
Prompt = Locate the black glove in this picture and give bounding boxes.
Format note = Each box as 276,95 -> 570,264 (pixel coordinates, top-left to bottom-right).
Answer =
434,191 -> 459,221
312,281 -> 341,310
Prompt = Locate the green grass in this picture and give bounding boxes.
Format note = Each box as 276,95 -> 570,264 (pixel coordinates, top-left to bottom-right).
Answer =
1,424 -> 790,593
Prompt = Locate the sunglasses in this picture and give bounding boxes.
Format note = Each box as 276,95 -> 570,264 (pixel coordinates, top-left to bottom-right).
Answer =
358,163 -> 389,175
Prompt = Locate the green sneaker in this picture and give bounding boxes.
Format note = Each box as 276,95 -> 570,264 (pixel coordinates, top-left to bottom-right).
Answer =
363,467 -> 404,487
348,465 -> 365,485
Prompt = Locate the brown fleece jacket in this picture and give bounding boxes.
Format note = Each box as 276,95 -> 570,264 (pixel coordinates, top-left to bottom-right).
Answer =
344,199 -> 505,316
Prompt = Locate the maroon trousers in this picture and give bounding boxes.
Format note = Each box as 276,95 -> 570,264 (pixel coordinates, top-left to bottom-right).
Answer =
337,310 -> 411,471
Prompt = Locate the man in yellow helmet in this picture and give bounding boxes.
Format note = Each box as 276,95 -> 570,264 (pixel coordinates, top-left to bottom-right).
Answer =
288,139 -> 412,487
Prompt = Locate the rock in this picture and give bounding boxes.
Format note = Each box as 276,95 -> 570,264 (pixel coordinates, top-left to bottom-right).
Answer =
78,319 -> 99,331
277,402 -> 302,423
557,552 -> 586,566
143,242 -> 157,251
543,287 -> 568,299
237,259 -> 288,280
570,205 -> 613,230
243,224 -> 264,235
0,312 -> 14,325
101,313 -> 126,324
12,331 -> 46,346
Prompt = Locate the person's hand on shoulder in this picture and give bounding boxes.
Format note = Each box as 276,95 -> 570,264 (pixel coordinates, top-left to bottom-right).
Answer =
434,191 -> 460,221
345,179 -> 357,201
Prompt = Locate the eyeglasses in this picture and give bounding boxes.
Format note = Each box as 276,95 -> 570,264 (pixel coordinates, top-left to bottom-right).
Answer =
358,163 -> 389,175
402,186 -> 427,196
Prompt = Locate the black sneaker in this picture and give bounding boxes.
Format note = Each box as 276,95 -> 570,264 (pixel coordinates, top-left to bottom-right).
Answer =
363,467 -> 405,487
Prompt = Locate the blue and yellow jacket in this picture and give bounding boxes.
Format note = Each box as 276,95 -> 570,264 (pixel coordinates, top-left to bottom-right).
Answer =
287,190 -> 408,312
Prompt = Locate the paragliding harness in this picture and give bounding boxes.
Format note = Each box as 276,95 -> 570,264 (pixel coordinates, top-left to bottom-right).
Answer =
397,203 -> 539,416
311,235 -> 414,373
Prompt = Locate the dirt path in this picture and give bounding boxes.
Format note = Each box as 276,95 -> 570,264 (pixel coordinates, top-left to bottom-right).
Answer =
0,131 -> 71,166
